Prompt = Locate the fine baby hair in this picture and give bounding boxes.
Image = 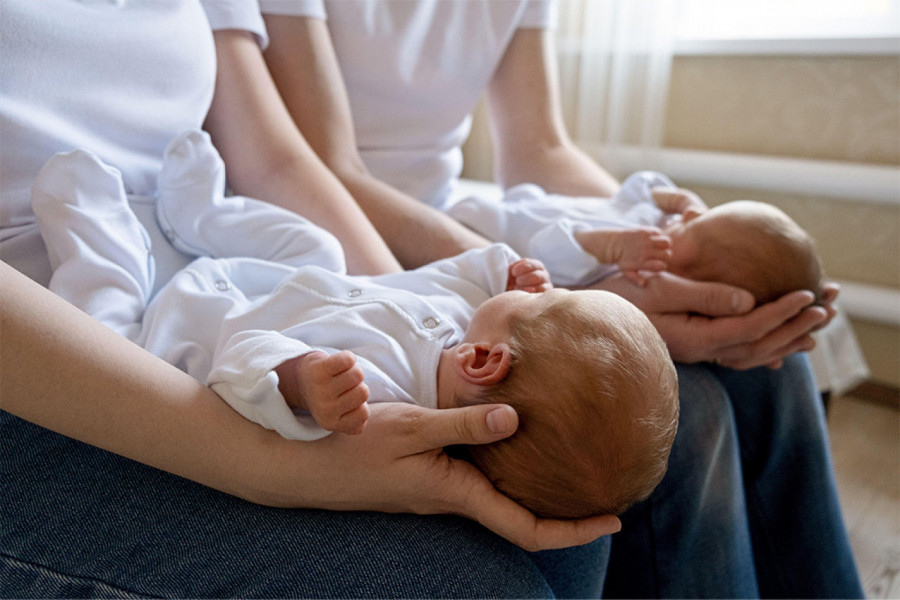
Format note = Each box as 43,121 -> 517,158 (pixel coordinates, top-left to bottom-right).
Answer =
671,200 -> 825,305
459,290 -> 679,519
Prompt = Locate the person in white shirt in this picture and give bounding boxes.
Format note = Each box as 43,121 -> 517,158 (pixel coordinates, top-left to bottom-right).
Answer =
1,2 -> 621,597
256,0 -> 862,597
32,129 -> 678,522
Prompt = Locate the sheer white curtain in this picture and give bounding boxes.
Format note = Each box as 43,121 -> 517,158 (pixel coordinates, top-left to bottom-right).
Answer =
556,0 -> 677,175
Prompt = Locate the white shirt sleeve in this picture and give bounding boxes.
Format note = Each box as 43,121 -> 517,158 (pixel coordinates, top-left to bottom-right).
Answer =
519,0 -> 558,29
258,0 -> 326,19
200,0 -> 270,48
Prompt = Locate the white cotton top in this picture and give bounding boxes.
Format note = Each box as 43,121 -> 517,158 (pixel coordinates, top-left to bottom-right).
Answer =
142,245 -> 515,440
448,172 -> 677,286
259,0 -> 557,209
0,0 -> 266,286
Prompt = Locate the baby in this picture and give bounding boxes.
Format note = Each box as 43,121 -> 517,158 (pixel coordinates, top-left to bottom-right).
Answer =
32,131 -> 679,519
448,172 -> 825,305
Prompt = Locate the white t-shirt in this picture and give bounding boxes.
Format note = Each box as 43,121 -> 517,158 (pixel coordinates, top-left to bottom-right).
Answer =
259,0 -> 556,209
0,0 -> 266,286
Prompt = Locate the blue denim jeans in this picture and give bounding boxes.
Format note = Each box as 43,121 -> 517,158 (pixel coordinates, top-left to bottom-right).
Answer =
604,354 -> 864,599
0,409 -> 611,598
1,354 -> 861,598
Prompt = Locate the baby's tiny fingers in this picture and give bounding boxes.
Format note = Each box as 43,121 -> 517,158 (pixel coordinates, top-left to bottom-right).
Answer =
321,350 -> 359,375
640,260 -> 668,272
337,403 -> 370,435
511,258 -> 545,275
650,236 -> 672,249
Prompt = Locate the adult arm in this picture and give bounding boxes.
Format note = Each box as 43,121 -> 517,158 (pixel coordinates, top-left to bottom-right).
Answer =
486,29 -> 620,197
0,262 -> 618,550
261,15 -> 490,269
203,29 -> 400,276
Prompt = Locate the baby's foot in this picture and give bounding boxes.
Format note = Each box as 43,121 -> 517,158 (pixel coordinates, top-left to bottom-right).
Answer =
156,130 -> 228,255
157,129 -> 226,197
277,350 -> 370,435
31,150 -> 153,340
32,149 -> 132,220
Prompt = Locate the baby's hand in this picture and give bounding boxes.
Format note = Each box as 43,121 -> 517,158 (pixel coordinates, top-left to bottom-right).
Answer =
277,350 -> 370,435
616,227 -> 672,271
651,186 -> 708,220
508,258 -> 553,293
613,227 -> 672,286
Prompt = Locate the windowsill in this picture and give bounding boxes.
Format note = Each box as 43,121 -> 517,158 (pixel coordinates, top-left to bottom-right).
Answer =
673,37 -> 900,56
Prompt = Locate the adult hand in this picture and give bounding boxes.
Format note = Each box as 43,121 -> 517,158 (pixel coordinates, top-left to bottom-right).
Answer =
593,272 -> 838,370
259,402 -> 621,551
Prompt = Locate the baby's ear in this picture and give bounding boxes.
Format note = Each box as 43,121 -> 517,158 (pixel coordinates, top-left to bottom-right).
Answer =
454,342 -> 512,386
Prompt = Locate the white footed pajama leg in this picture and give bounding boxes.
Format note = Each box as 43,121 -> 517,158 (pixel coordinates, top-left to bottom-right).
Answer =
157,130 -> 346,273
31,150 -> 154,342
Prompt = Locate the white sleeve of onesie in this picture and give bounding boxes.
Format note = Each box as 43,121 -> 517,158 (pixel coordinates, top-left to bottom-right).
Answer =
207,329 -> 331,441
449,190 -> 612,287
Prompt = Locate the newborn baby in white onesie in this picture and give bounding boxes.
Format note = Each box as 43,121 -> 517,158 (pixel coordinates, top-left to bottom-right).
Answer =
31,131 -> 677,518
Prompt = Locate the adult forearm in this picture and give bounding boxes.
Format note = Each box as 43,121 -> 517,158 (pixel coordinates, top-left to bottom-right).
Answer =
496,140 -> 621,198
204,29 -> 401,276
0,265 -> 622,549
0,263 -> 289,503
335,167 -> 490,268
486,29 -> 620,198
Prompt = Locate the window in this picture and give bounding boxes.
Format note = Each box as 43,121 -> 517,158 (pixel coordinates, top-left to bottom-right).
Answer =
675,0 -> 900,53
677,0 -> 900,40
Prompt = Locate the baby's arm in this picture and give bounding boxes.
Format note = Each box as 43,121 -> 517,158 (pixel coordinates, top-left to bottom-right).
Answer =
274,350 -> 370,435
651,186 -> 708,219
573,227 -> 672,285
507,258 -> 553,293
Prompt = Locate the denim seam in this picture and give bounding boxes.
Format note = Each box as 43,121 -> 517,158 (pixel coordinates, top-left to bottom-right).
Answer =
0,551 -> 163,599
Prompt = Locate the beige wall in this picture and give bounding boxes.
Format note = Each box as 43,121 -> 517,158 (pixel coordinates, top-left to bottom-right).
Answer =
463,53 -> 900,387
665,55 -> 899,387
665,56 -> 899,165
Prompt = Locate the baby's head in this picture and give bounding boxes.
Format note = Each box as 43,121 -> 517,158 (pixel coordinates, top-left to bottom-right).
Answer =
455,289 -> 679,519
665,200 -> 824,305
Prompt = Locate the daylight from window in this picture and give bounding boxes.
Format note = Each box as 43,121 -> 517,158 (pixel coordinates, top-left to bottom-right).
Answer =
676,0 -> 900,40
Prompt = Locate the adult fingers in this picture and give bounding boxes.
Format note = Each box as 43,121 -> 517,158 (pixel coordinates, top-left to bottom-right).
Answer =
380,403 -> 519,452
813,282 -> 840,331
702,290 -> 818,349
442,459 -> 621,551
643,273 -> 755,317
714,306 -> 824,370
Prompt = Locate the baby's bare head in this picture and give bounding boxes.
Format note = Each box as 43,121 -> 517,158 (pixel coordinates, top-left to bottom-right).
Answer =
462,290 -> 679,519
676,200 -> 824,305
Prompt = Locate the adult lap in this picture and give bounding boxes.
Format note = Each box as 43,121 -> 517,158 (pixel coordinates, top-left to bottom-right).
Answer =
0,413 -> 556,598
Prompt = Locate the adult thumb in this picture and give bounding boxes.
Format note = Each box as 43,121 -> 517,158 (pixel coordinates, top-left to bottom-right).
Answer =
412,404 -> 519,450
